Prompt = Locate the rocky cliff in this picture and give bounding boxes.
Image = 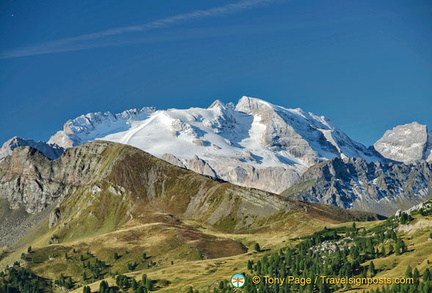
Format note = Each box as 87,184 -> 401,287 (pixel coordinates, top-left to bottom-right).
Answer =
283,157 -> 432,216
374,122 -> 432,164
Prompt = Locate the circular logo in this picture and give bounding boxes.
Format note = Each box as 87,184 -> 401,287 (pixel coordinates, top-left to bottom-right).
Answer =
252,276 -> 261,284
230,273 -> 246,288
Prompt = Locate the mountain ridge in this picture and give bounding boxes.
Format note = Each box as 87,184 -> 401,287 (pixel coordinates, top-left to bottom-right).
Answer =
282,157 -> 432,216
2,96 -> 431,216
45,96 -> 385,194
0,141 -> 378,249
0,136 -> 63,161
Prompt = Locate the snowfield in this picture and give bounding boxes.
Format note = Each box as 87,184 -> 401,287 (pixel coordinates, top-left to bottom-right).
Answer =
45,96 -> 383,193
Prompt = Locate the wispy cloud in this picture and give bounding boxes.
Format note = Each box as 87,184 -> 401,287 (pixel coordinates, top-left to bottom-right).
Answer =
0,0 -> 278,59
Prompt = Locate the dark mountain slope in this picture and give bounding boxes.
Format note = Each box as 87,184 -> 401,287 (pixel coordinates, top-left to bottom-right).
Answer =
283,157 -> 432,216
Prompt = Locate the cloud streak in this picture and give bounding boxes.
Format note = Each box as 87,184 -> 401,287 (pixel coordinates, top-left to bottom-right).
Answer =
0,0 -> 278,59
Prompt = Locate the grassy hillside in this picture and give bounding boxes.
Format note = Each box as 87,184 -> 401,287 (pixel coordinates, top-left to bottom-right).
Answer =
2,206 -> 431,293
0,141 -> 417,293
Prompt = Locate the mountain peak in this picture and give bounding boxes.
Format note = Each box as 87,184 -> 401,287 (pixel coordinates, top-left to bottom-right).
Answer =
208,99 -> 226,109
0,136 -> 64,161
35,96 -> 385,193
48,107 -> 156,148
374,121 -> 430,163
4,136 -> 23,146
235,96 -> 274,115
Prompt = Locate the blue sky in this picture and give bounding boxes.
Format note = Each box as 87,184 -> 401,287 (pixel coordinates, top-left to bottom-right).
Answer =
0,0 -> 431,146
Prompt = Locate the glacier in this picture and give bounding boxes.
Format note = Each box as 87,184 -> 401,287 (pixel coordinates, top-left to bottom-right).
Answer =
46,96 -> 383,193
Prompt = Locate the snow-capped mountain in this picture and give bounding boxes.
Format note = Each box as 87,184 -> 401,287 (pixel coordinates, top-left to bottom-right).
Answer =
47,96 -> 382,193
374,122 -> 432,164
48,107 -> 156,148
0,136 -> 63,161
3,96 -> 432,215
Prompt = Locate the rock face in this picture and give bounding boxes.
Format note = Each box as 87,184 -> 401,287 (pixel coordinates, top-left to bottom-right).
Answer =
283,157 -> 432,216
0,142 -> 370,220
0,143 -> 113,213
48,207 -> 62,228
48,107 -> 156,148
0,136 -> 63,161
374,122 -> 432,164
0,143 -> 118,246
187,155 -> 218,178
234,97 -> 379,165
161,153 -> 185,168
46,96 -> 381,193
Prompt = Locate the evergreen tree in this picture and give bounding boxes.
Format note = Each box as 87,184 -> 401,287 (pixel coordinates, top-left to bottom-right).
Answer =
145,278 -> 152,291
380,245 -> 386,257
99,280 -> 108,293
369,261 -> 376,277
400,212 -> 408,224
247,260 -> 253,271
389,244 -> 394,255
395,241 -> 401,255
405,265 -> 413,278
400,240 -> 407,253
413,268 -> 420,285
423,268 -> 431,282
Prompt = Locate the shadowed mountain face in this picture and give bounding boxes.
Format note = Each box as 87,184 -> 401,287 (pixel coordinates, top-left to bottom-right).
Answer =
0,141 -> 378,248
283,157 -> 432,217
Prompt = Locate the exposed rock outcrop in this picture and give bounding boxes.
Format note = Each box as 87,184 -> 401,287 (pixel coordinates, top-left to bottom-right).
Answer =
0,142 -> 117,213
0,136 -> 63,161
187,155 -> 217,178
374,122 -> 432,164
283,157 -> 432,216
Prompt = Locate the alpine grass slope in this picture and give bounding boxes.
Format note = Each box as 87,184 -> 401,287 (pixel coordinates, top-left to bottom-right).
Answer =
0,141 -> 383,292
